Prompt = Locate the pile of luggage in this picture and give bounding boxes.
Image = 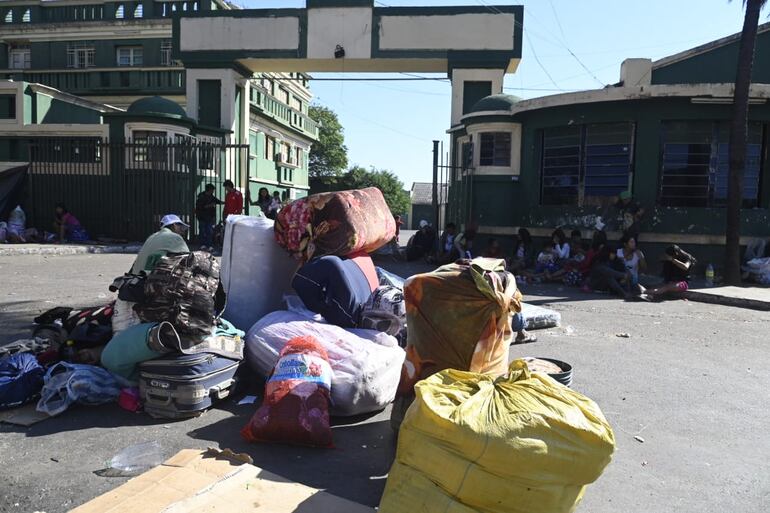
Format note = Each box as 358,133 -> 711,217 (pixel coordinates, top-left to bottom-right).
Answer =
0,186 -> 617,513
2,250 -> 245,419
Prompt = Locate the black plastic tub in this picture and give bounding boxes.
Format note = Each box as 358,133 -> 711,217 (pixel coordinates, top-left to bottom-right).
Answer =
530,357 -> 573,388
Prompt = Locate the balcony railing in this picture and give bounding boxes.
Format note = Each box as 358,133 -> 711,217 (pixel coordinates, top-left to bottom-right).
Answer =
249,87 -> 319,140
0,69 -> 185,95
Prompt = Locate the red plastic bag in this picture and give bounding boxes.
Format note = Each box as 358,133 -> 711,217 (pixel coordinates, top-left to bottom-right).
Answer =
241,335 -> 334,448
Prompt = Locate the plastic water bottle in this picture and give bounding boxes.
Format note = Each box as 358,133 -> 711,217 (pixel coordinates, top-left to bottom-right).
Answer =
107,441 -> 163,477
705,264 -> 715,287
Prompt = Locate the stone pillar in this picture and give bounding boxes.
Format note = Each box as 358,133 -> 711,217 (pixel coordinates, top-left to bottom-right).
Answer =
450,68 -> 505,127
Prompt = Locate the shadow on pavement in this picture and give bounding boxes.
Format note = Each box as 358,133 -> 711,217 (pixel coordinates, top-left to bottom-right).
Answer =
4,403 -> 174,437
187,414 -> 395,507
0,300 -> 42,346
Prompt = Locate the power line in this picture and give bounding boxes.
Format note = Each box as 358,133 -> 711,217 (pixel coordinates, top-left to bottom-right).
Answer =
523,6 -> 605,88
475,0 -> 563,91
548,0 -> 567,42
313,95 -> 432,143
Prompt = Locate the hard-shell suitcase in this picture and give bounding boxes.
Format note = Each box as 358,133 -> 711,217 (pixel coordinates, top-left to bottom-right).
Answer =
138,352 -> 240,419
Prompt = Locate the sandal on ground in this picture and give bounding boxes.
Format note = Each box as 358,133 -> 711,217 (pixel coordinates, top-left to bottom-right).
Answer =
512,332 -> 538,345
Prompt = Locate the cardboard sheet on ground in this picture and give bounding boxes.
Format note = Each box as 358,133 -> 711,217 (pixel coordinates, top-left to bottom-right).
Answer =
70,448 -> 373,513
520,302 -> 561,330
0,403 -> 50,426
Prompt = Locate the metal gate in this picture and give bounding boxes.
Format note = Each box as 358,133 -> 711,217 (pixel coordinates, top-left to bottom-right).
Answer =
431,139 -> 470,230
27,138 -> 248,241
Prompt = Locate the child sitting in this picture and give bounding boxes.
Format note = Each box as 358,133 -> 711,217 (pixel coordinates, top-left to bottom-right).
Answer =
534,241 -> 559,275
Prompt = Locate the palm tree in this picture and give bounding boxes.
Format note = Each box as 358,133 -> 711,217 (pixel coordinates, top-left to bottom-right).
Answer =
725,0 -> 767,285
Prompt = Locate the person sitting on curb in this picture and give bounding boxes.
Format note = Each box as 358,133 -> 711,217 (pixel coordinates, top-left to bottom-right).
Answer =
638,245 -> 696,301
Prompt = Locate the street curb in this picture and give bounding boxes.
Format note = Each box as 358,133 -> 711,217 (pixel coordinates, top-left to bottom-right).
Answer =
684,290 -> 770,312
0,245 -> 142,257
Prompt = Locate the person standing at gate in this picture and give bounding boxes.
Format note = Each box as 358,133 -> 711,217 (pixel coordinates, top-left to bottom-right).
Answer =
222,180 -> 243,221
195,184 -> 222,251
246,187 -> 274,218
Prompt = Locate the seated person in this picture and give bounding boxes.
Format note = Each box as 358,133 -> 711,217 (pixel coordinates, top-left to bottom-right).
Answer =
482,237 -> 504,259
454,226 -> 477,259
437,222 -> 458,263
53,203 -> 89,242
639,245 -> 696,300
406,220 -> 435,261
509,228 -> 534,274
589,245 -> 633,299
569,229 -> 584,257
616,234 -> 647,286
552,229 -> 571,262
131,214 -> 190,274
533,241 -> 559,276
5,205 -> 41,243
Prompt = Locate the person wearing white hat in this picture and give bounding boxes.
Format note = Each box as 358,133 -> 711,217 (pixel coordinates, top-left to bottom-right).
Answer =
130,214 -> 190,274
111,215 -> 191,336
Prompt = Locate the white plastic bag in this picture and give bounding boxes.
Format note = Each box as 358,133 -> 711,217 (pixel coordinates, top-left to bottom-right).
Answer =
112,298 -> 142,336
246,311 -> 405,416
221,215 -> 298,331
520,303 -> 562,330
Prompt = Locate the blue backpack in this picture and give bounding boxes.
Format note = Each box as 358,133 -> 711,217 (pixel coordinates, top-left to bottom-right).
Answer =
0,353 -> 45,410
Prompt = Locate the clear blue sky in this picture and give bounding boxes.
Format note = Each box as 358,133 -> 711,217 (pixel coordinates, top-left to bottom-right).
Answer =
241,0 -> 768,188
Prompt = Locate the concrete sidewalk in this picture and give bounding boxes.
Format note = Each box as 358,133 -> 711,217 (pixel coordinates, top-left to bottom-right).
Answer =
685,284 -> 770,311
0,242 -> 142,257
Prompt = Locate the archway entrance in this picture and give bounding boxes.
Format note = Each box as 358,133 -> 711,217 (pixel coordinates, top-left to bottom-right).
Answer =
173,1 -> 523,224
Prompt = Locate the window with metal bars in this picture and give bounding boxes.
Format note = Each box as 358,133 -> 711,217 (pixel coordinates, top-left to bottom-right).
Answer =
132,131 -> 167,163
66,42 -> 95,68
22,9 -> 30,22
9,44 -> 31,69
116,46 -> 143,67
541,122 -> 635,206
659,121 -> 763,208
160,41 -> 173,66
115,3 -> 125,18
479,132 -> 511,167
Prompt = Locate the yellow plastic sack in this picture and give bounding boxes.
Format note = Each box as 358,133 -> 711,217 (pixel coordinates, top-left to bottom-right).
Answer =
379,359 -> 615,513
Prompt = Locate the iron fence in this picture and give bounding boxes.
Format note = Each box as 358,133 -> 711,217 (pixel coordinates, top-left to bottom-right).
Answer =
26,138 -> 248,242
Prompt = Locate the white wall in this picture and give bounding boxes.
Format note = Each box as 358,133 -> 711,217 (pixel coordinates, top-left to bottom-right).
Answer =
379,13 -> 515,51
180,17 -> 300,51
307,7 -> 372,60
450,68 -> 504,127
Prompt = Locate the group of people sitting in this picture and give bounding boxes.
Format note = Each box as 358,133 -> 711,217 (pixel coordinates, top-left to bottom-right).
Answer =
409,219 -> 697,302
484,227 -> 696,301
0,203 -> 88,244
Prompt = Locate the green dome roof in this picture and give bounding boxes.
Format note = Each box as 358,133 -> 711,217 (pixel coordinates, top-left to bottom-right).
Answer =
469,94 -> 521,113
127,96 -> 187,118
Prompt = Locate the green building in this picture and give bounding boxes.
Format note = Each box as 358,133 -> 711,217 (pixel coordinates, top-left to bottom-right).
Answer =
0,0 -> 318,204
449,22 -> 770,269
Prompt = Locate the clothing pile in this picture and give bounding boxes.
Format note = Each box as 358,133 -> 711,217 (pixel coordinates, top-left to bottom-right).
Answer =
0,251 -> 245,420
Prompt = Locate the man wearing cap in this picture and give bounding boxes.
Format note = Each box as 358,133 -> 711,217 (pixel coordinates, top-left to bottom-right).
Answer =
130,214 -> 190,274
110,215 -> 191,337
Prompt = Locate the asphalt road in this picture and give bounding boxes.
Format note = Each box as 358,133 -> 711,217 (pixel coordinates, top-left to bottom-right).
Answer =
1,253 -> 769,513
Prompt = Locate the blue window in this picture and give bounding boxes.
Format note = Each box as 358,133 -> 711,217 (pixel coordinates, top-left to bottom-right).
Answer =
660,121 -> 763,208
541,122 -> 634,206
